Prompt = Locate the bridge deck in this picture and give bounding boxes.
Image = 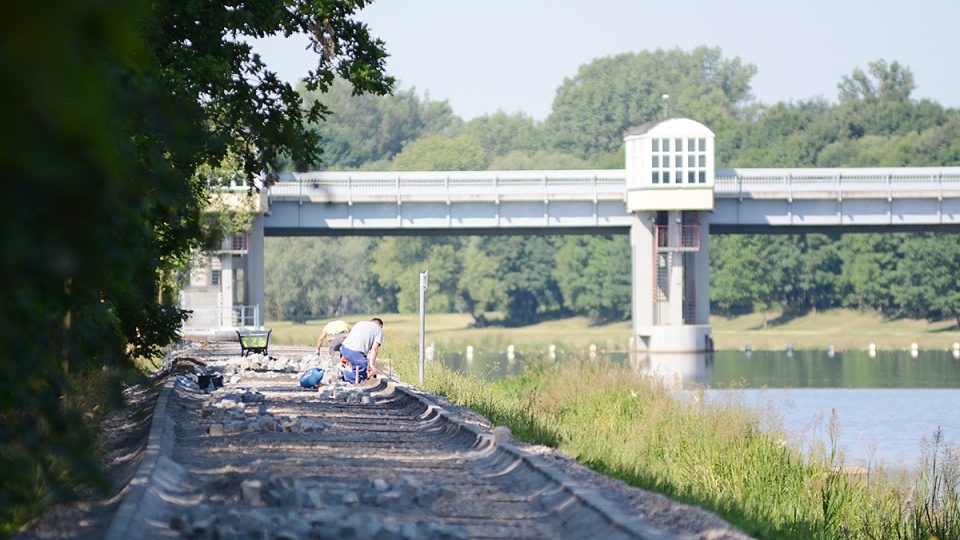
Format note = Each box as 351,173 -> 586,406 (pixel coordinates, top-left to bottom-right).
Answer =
259,167 -> 960,233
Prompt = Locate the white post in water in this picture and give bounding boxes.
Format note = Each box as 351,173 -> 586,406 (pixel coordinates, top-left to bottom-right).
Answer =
419,270 -> 428,386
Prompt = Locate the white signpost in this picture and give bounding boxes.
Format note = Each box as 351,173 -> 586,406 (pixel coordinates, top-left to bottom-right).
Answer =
419,270 -> 428,386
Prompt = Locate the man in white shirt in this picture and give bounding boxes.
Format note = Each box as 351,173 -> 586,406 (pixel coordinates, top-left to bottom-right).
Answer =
339,317 -> 383,383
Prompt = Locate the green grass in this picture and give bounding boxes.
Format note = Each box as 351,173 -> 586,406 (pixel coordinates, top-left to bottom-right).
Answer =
713,309 -> 960,351
268,309 -> 960,353
385,351 -> 960,539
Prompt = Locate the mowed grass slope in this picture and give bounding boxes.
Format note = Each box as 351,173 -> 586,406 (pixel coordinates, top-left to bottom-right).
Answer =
269,309 -> 959,352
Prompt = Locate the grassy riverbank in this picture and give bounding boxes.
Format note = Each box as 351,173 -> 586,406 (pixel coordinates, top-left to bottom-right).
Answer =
387,353 -> 960,539
269,309 -> 960,353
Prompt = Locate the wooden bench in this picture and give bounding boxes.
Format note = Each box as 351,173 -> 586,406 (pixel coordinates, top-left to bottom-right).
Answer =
237,330 -> 271,357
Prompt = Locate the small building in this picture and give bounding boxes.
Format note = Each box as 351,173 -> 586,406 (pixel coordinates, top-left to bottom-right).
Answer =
179,191 -> 266,336
624,117 -> 715,212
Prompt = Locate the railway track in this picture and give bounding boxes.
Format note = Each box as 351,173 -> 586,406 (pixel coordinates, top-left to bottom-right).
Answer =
103,343 -> 746,539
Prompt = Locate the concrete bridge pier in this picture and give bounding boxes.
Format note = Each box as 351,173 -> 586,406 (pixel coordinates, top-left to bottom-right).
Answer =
631,210 -> 712,353
248,215 -> 266,328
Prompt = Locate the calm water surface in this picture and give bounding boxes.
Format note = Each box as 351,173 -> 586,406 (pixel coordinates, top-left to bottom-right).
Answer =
436,347 -> 960,468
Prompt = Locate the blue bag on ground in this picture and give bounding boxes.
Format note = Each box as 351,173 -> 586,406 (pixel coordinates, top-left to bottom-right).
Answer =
299,367 -> 325,388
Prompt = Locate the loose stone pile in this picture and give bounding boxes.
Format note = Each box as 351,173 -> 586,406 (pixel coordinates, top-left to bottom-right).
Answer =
171,507 -> 464,539
217,352 -> 335,378
201,387 -> 328,435
317,384 -> 376,405
170,473 -> 465,539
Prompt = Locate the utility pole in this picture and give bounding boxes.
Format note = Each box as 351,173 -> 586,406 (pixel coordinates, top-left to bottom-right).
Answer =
662,94 -> 670,119
419,270 -> 428,386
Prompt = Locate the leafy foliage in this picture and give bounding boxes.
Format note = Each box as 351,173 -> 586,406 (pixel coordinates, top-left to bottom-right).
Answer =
301,78 -> 460,169
1,0 -> 392,530
544,47 -> 757,159
265,237 -> 385,322
554,236 -> 632,321
390,134 -> 489,171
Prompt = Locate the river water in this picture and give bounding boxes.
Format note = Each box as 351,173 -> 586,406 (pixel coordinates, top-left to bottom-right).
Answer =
436,347 -> 960,469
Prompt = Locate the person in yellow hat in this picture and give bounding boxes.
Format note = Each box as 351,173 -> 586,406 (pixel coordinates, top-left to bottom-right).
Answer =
315,319 -> 351,359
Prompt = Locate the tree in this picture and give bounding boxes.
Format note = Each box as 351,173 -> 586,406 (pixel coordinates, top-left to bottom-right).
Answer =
390,134 -> 489,171
370,238 -> 464,313
458,238 -> 507,326
894,235 -> 960,328
839,60 -> 915,102
837,234 -> 903,313
487,150 -> 593,171
722,100 -> 830,167
545,47 -> 756,159
554,236 -> 632,321
300,79 -> 460,169
463,111 -> 544,158
710,236 -> 775,317
1,0 -> 392,527
488,236 -> 563,324
265,237 -> 383,322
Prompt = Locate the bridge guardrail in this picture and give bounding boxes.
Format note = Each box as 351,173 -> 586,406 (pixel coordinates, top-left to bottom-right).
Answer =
269,170 -> 628,201
715,167 -> 960,198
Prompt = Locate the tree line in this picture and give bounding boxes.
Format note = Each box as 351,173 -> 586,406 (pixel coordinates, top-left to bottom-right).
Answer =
267,52 -> 960,328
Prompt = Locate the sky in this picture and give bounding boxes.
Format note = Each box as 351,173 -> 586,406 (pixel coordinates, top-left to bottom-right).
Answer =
251,0 -> 960,121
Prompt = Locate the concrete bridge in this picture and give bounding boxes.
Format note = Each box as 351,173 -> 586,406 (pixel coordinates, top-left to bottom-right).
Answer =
181,118 -> 960,353
265,167 -> 960,235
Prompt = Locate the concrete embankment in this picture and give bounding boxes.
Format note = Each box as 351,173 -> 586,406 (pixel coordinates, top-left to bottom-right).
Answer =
104,343 -> 748,539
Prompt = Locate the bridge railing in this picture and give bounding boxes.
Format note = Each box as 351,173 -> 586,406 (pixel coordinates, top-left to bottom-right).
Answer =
270,170 -> 627,200
181,305 -> 261,331
715,167 -> 960,197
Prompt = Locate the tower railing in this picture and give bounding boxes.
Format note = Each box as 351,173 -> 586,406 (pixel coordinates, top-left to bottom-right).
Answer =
655,224 -> 700,252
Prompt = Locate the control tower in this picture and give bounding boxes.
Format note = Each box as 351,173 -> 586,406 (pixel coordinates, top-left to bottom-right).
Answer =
625,118 -> 714,353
